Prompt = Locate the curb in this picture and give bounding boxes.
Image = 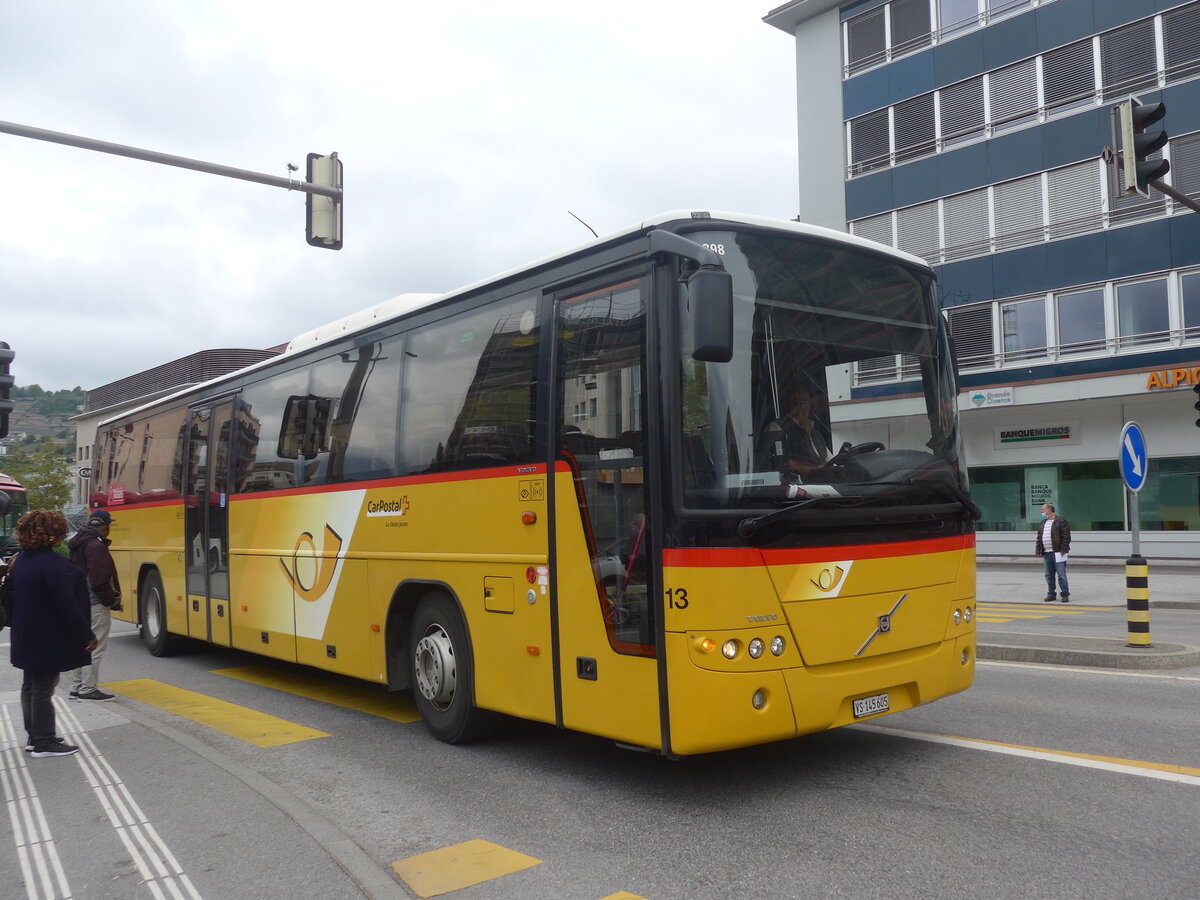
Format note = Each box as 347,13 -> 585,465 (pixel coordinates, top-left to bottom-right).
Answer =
978,634 -> 1200,669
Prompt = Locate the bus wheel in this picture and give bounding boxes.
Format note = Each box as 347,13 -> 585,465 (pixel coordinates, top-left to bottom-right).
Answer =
409,592 -> 493,744
141,570 -> 177,657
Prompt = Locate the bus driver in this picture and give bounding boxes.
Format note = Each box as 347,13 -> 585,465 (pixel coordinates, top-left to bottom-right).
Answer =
765,384 -> 832,479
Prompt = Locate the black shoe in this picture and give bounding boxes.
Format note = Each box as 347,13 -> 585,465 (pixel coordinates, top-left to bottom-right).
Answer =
31,740 -> 79,758
1043,596 -> 1055,602
69,690 -> 80,699
1061,596 -> 1070,603
75,689 -> 115,702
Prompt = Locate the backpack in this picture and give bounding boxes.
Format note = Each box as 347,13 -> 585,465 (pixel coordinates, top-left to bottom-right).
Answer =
0,553 -> 16,632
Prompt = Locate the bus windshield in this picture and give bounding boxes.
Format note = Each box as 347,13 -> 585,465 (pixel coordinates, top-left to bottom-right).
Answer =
677,229 -> 969,525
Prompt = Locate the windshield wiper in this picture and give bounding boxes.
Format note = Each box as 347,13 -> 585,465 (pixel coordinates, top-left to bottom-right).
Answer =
864,478 -> 982,521
738,495 -> 872,537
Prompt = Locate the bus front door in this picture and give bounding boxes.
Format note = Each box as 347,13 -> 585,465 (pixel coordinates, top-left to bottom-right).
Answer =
183,400 -> 234,646
553,275 -> 661,750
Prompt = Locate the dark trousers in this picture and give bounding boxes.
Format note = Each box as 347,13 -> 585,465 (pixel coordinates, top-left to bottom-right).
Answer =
1043,552 -> 1070,599
21,671 -> 60,749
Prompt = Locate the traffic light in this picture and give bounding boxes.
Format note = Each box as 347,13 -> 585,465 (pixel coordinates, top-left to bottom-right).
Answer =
1194,381 -> 1200,429
1119,98 -> 1170,197
305,152 -> 343,250
0,341 -> 13,439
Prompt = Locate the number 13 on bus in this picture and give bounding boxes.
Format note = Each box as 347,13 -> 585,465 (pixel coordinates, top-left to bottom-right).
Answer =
91,211 -> 976,756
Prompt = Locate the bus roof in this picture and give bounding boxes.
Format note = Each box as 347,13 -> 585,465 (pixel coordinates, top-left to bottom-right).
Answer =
101,211 -> 929,429
0,472 -> 23,492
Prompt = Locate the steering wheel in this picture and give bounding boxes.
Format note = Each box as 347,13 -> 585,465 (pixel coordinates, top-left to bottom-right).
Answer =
840,441 -> 885,458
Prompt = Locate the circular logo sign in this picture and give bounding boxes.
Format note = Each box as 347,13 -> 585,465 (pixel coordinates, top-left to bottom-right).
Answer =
78,466 -> 92,478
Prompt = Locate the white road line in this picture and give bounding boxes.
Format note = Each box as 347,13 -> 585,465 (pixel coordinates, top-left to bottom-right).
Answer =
856,723 -> 1200,786
54,699 -> 203,900
978,659 -> 1200,681
0,705 -> 73,900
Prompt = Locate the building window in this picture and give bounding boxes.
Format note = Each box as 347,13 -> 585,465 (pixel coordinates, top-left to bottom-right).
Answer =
939,0 -> 980,38
891,0 -> 933,56
1117,279 -> 1170,348
1042,39 -> 1096,115
1056,289 -> 1106,355
1100,19 -> 1160,102
1165,2 -> 1200,82
1001,297 -> 1047,362
971,461 -> 1124,532
939,76 -> 986,148
1181,272 -> 1200,338
989,58 -> 1039,132
947,302 -> 995,369
849,109 -> 890,175
1136,457 -> 1200,532
846,6 -> 887,76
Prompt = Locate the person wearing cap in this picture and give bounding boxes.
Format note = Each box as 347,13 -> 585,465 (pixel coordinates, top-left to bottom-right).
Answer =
66,509 -> 122,701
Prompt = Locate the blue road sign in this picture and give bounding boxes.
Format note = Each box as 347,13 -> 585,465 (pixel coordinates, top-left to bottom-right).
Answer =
1119,421 -> 1149,492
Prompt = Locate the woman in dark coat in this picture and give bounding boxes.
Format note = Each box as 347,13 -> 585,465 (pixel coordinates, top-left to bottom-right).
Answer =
9,510 -> 96,758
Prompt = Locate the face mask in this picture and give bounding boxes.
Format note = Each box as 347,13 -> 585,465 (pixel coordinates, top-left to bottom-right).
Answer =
1040,513 -> 1048,519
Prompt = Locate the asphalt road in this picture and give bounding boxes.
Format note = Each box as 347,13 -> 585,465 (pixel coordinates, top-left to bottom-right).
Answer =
3,610 -> 1198,900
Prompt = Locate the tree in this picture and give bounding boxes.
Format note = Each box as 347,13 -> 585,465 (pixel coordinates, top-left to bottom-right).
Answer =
3,443 -> 71,511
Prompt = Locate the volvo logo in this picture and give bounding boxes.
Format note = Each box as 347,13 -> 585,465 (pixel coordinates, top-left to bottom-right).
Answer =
855,594 -> 907,657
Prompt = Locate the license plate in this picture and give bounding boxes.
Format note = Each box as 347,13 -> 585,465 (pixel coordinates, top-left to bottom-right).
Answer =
853,692 -> 890,718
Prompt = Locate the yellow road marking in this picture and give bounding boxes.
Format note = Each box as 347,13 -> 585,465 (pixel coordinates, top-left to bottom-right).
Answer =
212,666 -> 421,723
390,840 -> 542,898
600,894 -> 651,899
104,679 -> 329,747
857,724 -> 1200,785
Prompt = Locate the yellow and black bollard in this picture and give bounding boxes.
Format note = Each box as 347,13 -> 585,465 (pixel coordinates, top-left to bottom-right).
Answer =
1125,554 -> 1151,647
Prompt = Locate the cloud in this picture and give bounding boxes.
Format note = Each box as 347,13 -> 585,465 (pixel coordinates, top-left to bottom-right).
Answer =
0,0 -> 798,391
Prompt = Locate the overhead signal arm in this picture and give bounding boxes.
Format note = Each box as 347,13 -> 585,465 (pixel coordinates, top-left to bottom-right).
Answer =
0,120 -> 344,249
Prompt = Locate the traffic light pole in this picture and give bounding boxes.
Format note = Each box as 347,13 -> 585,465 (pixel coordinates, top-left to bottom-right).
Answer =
0,120 -> 339,200
1149,178 -> 1200,215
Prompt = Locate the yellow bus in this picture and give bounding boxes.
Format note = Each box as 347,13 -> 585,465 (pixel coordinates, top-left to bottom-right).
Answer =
91,211 -> 976,755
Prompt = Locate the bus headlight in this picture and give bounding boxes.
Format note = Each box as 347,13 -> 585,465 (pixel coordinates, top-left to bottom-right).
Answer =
721,640 -> 740,659
964,607 -> 972,623
748,638 -> 765,659
770,636 -> 786,656
953,609 -> 962,626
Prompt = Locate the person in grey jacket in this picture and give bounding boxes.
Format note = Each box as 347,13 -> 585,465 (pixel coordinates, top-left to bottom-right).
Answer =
9,510 -> 97,757
1034,502 -> 1072,603
67,509 -> 122,701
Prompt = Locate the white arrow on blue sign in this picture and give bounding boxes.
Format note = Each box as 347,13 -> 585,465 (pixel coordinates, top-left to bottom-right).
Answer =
1119,421 -> 1149,492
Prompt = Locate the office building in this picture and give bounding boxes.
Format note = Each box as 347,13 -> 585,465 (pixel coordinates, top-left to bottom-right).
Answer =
766,0 -> 1200,558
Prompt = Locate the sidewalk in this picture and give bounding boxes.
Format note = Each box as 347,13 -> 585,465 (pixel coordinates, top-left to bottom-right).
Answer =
0,666 -> 405,899
975,557 -> 1200,670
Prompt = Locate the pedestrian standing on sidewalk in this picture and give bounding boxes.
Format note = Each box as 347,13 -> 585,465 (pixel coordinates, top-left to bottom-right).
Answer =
9,510 -> 97,758
1035,502 -> 1071,603
67,509 -> 122,702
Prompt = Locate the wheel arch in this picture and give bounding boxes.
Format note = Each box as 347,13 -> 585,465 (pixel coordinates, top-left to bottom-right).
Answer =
384,579 -> 472,694
135,563 -> 162,626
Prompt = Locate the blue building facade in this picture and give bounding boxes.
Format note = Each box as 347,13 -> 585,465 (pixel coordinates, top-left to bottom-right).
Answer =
767,0 -> 1200,558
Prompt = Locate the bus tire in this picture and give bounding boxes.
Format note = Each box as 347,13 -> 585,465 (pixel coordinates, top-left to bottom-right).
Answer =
141,570 -> 177,657
409,591 -> 493,744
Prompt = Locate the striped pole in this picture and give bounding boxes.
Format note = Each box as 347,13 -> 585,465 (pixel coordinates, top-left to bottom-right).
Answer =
1125,554 -> 1151,647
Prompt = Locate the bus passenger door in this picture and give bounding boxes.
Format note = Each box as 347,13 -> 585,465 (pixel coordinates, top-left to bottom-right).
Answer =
553,274 -> 661,750
183,400 -> 234,646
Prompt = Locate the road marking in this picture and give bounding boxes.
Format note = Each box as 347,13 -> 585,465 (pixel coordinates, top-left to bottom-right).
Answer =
104,679 -> 330,748
976,603 -> 1109,624
55,699 -> 204,899
390,839 -> 542,898
0,704 -> 73,899
211,666 -> 422,723
978,660 -> 1200,681
856,724 -> 1200,786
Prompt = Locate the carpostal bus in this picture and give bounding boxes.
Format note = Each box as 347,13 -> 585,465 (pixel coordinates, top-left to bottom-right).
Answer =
0,472 -> 29,558
90,211 -> 976,756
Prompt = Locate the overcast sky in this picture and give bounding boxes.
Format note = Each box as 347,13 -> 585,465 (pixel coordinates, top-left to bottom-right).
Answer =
1,1 -> 799,392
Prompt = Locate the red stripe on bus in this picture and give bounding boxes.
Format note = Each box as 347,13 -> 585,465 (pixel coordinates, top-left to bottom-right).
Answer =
664,534 -> 975,569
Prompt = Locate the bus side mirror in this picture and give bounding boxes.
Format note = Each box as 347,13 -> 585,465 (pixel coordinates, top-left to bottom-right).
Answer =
277,396 -> 306,460
689,265 -> 734,363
